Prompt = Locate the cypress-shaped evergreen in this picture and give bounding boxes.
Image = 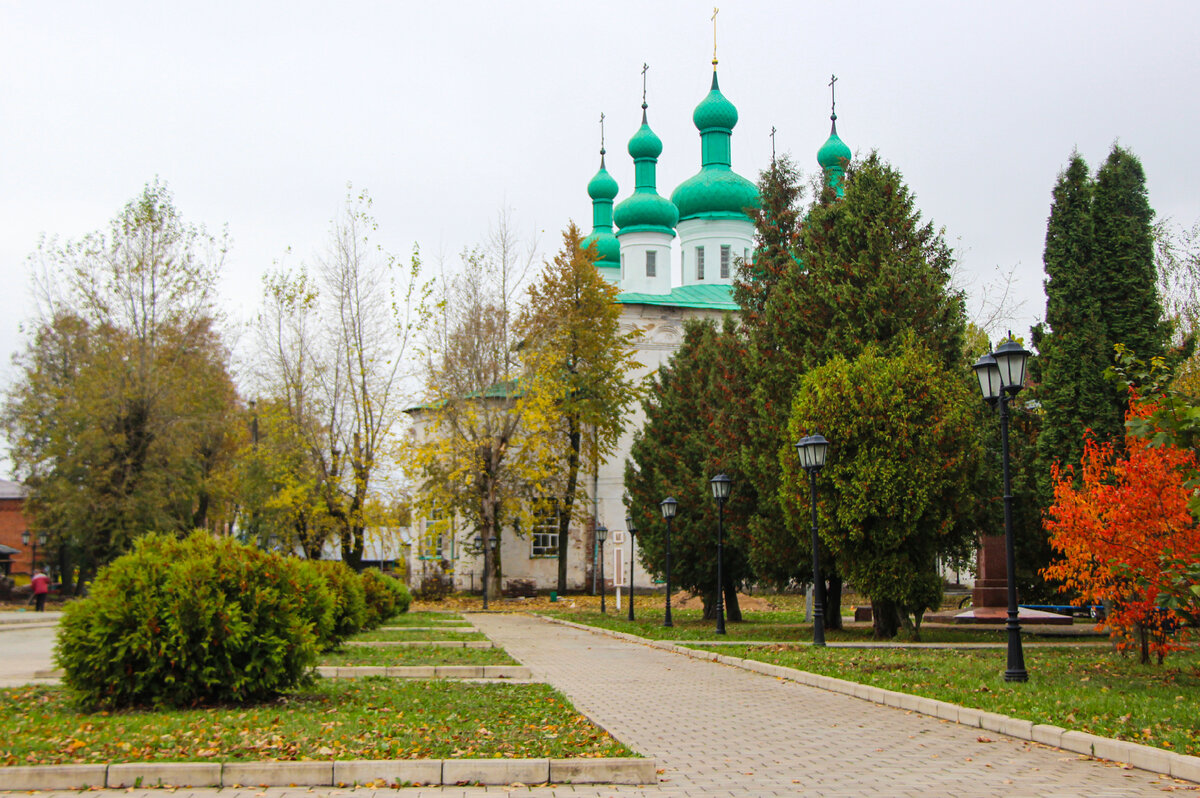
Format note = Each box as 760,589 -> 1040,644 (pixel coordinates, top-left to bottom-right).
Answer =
1092,145 -> 1167,367
1034,153 -> 1113,485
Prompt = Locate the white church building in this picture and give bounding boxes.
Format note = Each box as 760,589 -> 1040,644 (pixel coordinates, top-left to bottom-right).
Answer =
408,62 -> 850,596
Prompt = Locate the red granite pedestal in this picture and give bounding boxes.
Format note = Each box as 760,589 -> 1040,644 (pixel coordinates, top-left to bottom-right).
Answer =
950,535 -> 1071,625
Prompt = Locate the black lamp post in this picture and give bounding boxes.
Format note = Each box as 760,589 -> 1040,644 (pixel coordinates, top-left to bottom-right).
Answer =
659,497 -> 677,627
625,513 -> 637,621
22,530 -> 46,572
710,474 -> 731,635
795,434 -> 830,647
973,334 -> 1032,683
596,524 -> 609,614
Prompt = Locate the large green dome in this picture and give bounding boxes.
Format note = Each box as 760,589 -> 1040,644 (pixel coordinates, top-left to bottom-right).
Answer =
582,229 -> 620,266
671,169 -> 758,220
614,191 -> 679,232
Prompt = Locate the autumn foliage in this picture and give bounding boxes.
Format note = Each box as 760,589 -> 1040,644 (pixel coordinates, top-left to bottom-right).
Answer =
1044,402 -> 1200,663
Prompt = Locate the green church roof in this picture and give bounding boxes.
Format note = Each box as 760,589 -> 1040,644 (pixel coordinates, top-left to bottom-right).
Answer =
616,283 -> 737,310
817,116 -> 852,170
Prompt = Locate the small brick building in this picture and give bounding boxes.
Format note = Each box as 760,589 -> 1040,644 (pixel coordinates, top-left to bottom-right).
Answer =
0,479 -> 32,579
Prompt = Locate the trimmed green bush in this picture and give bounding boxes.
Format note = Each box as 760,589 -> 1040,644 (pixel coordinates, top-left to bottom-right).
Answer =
294,560 -> 337,650
361,568 -> 396,629
310,560 -> 367,645
392,578 -> 412,615
55,532 -> 328,709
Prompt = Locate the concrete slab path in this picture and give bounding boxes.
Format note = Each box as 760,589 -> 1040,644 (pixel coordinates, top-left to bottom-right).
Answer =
4,612 -> 1197,797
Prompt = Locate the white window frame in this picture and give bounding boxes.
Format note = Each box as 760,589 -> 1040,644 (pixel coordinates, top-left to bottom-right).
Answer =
645,249 -> 656,278
720,245 -> 731,279
530,502 -> 559,558
695,246 -> 705,280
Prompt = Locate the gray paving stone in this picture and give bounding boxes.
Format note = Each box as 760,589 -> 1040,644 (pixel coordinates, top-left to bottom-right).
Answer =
222,760 -> 333,787
107,762 -> 221,788
2,764 -> 106,790
442,758 -> 549,784
332,759 -> 443,786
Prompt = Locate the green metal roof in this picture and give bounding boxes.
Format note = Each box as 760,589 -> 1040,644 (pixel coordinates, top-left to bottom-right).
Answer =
616,283 -> 737,310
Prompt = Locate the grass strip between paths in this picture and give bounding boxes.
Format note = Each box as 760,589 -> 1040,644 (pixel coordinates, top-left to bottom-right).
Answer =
382,611 -> 466,627
352,628 -> 487,642
319,645 -> 516,667
0,678 -> 631,766
701,643 -> 1200,757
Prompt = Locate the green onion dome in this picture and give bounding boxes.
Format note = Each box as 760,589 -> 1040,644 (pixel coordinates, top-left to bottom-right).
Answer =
583,148 -> 621,267
614,107 -> 679,235
587,156 -> 619,201
817,115 -> 852,171
670,71 -> 759,222
693,73 -> 739,132
582,228 -> 620,266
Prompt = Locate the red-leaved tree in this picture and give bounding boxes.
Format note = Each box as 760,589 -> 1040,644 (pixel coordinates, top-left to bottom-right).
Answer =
1043,402 -> 1200,663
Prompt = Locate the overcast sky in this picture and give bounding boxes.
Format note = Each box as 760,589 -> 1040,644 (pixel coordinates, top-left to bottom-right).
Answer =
3,1 -> 1199,390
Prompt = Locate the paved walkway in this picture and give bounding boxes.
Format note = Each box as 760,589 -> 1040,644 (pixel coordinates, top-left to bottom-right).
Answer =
5,612 -> 1197,797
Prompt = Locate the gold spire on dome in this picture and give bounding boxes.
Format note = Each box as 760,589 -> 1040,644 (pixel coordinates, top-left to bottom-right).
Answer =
711,7 -> 720,69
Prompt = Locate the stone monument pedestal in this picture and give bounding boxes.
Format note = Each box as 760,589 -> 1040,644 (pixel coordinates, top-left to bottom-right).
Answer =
951,535 -> 1071,625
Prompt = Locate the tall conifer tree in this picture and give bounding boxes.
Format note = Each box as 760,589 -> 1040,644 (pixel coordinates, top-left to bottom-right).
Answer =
1034,154 -> 1112,487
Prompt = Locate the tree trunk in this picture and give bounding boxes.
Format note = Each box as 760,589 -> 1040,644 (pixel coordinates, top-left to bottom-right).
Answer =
825,573 -> 843,630
723,574 -> 742,622
557,417 -> 581,594
871,598 -> 901,639
701,591 -> 716,620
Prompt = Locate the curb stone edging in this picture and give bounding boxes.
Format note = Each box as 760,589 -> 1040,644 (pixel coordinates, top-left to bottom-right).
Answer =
0,757 -> 656,790
314,665 -> 532,679
536,613 -> 1200,785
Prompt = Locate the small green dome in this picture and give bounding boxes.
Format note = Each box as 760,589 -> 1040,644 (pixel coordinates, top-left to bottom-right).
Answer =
817,117 -> 852,170
582,229 -> 620,266
614,191 -> 679,232
692,72 -> 738,132
628,109 -> 663,160
671,169 -> 759,221
587,156 -> 619,201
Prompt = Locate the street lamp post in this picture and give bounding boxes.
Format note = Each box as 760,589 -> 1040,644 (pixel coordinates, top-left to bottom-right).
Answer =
21,530 -> 46,573
710,474 -> 731,635
625,513 -> 637,621
596,524 -> 609,614
795,435 -> 831,648
973,335 -> 1032,683
659,497 -> 677,627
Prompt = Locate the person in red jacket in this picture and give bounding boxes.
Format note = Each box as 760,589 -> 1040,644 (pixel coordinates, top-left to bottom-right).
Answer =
30,568 -> 50,612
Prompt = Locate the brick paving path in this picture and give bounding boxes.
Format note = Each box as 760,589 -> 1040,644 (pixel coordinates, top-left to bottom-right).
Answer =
7,612 -> 1197,797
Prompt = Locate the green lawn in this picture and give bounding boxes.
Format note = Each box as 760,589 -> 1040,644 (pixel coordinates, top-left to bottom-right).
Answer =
545,609 -> 1101,645
0,679 -> 630,766
381,612 -> 467,627
351,628 -> 487,642
704,643 -> 1200,756
319,646 -> 516,667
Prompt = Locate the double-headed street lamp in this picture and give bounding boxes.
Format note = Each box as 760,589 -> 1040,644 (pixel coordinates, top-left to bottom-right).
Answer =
972,335 -> 1032,683
21,530 -> 47,572
795,434 -> 830,648
659,497 -> 677,627
625,513 -> 637,621
596,524 -> 609,614
710,474 -> 731,635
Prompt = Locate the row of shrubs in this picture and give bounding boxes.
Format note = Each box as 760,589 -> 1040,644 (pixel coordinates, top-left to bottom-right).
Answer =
55,532 -> 411,710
